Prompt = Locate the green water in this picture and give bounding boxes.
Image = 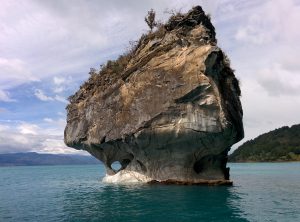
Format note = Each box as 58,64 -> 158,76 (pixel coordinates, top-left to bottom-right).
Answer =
0,163 -> 299,221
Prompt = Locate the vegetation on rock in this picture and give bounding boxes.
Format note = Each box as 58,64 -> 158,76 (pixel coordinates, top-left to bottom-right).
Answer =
144,9 -> 157,31
229,124 -> 300,162
67,6 -> 219,107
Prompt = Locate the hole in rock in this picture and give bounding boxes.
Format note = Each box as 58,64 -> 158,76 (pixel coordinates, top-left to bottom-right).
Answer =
121,159 -> 131,167
193,160 -> 204,174
111,161 -> 122,172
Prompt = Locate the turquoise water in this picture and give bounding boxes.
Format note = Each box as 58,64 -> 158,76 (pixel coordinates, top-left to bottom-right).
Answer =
0,163 -> 299,222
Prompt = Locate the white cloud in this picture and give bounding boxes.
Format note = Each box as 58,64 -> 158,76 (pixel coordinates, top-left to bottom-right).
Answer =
0,89 -> 16,102
52,76 -> 73,93
41,138 -> 75,154
34,89 -> 54,101
0,57 -> 38,89
54,95 -> 67,104
0,124 -> 10,132
53,76 -> 66,86
53,86 -> 64,93
57,111 -> 65,116
41,118 -> 66,136
18,123 -> 40,135
43,118 -> 53,123
281,55 -> 300,72
34,89 -> 67,103
53,76 -> 65,85
0,120 -> 86,154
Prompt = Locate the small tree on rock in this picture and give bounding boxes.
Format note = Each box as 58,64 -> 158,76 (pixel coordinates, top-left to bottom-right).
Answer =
89,68 -> 97,75
145,9 -> 157,31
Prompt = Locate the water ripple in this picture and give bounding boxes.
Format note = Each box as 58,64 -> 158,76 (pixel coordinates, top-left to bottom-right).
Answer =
0,163 -> 300,221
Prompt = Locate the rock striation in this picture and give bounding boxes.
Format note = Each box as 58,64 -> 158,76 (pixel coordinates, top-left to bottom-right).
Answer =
64,6 -> 244,184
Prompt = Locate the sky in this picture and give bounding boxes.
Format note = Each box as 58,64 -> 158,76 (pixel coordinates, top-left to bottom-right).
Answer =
0,0 -> 300,155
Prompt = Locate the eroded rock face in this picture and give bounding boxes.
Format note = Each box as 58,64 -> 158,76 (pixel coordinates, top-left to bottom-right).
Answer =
64,6 -> 244,184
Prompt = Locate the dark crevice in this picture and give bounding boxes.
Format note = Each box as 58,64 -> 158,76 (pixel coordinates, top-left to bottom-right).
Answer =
194,159 -> 204,173
137,160 -> 147,172
193,149 -> 229,179
100,136 -> 106,144
120,158 -> 131,169
174,85 -> 209,103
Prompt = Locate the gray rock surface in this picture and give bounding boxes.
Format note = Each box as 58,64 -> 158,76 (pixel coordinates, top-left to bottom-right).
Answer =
64,6 -> 244,184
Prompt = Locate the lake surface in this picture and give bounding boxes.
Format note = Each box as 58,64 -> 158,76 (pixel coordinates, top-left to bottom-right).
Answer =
0,162 -> 299,222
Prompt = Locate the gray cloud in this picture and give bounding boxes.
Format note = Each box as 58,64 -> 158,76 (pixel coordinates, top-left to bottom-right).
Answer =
257,64 -> 300,96
1,0 -> 300,153
0,0 -> 221,91
259,78 -> 300,97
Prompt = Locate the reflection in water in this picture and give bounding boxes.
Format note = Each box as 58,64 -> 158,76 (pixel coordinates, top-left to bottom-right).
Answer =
62,183 -> 248,221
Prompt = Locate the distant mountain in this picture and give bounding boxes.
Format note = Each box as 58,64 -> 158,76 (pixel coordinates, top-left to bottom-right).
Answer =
0,152 -> 100,166
229,124 -> 300,162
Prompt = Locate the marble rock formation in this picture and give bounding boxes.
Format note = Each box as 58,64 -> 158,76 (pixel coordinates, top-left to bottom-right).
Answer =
64,6 -> 244,185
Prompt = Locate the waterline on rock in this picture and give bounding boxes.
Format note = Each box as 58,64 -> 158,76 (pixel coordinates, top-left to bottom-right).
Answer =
102,170 -> 152,184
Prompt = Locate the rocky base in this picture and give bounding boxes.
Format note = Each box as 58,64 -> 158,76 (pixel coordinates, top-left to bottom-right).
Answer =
102,170 -> 232,186
102,170 -> 152,184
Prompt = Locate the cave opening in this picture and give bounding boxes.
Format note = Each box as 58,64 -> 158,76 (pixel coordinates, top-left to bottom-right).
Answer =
193,159 -> 205,174
110,158 -> 133,173
111,161 -> 122,171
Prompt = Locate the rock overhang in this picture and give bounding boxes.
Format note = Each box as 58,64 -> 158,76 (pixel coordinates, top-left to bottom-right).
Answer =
64,6 -> 244,185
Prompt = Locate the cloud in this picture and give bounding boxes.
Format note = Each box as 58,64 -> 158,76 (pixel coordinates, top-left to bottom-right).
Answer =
257,63 -> 300,96
221,0 -> 300,146
52,76 -> 74,94
57,111 -> 65,116
0,57 -> 38,90
0,89 -> 16,102
53,76 -> 66,93
281,56 -> 300,72
235,14 -> 272,45
53,86 -> 63,93
41,138 -> 73,154
0,120 -> 86,154
234,0 -> 300,45
17,123 -> 40,135
44,118 -> 53,123
53,76 -> 65,85
0,0 -> 220,91
40,118 -> 66,136
34,89 -> 54,101
54,95 -> 68,104
0,0 -> 147,90
0,0 -> 300,154
34,89 -> 67,103
0,124 -> 10,132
